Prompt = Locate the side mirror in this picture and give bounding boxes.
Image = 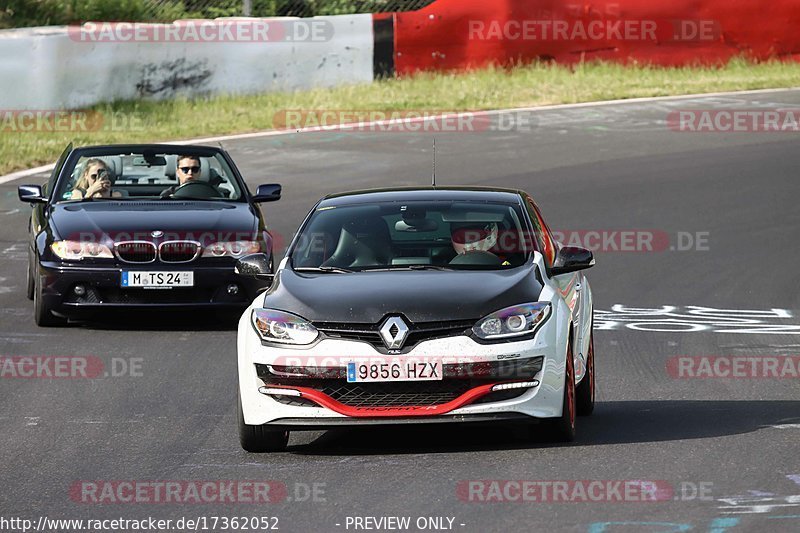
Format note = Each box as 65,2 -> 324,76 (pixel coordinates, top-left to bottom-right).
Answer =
235,253 -> 274,282
252,183 -> 281,203
551,246 -> 595,276
18,185 -> 47,204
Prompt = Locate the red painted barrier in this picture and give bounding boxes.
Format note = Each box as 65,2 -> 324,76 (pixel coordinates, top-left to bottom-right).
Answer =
392,0 -> 800,74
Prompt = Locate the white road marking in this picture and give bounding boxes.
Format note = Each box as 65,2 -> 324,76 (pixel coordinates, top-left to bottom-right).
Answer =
1,243 -> 27,261
0,277 -> 14,294
595,304 -> 800,334
717,476 -> 800,514
24,417 -> 39,426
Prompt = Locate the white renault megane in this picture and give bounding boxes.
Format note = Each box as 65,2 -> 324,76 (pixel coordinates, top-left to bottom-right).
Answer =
235,187 -> 595,452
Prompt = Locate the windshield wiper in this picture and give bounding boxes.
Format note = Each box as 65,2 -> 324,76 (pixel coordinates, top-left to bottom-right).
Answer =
406,264 -> 455,271
362,264 -> 455,272
293,266 -> 356,274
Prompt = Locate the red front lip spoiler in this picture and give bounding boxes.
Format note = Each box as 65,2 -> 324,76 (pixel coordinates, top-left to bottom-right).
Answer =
264,383 -> 500,417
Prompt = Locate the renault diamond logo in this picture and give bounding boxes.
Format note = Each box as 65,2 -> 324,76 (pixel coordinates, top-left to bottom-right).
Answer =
379,316 -> 409,349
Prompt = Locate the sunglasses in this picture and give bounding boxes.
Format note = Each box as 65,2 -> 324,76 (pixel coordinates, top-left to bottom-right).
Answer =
179,166 -> 201,174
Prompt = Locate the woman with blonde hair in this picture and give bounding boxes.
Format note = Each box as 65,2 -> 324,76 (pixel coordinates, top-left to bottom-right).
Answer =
71,159 -> 121,199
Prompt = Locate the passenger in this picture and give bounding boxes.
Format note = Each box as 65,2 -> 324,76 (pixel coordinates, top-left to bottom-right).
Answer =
71,159 -> 121,199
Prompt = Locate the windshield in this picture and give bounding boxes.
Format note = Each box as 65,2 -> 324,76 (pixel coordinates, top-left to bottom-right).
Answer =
289,200 -> 535,271
53,151 -> 244,203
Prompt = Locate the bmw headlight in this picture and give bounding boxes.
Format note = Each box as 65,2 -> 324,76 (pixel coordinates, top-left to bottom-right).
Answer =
473,302 -> 551,340
252,309 -> 319,345
51,240 -> 114,260
203,240 -> 262,258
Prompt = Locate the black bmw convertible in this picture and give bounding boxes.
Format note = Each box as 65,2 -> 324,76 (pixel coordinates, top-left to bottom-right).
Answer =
17,144 -> 281,326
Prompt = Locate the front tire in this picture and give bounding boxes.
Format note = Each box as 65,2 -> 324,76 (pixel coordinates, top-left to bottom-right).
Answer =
25,253 -> 35,300
576,326 -> 595,416
237,392 -> 289,453
549,339 -> 576,442
33,274 -> 66,327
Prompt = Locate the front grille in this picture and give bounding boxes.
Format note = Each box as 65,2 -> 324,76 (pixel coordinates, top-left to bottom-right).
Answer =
314,319 -> 475,350
324,381 -> 472,407
256,357 -> 542,409
258,375 -> 491,408
159,241 -> 200,263
306,378 -> 481,407
116,241 -> 156,263
264,379 -> 531,408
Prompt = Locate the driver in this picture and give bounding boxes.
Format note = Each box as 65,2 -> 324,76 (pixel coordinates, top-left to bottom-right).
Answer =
450,222 -> 507,266
451,222 -> 499,255
161,155 -> 203,197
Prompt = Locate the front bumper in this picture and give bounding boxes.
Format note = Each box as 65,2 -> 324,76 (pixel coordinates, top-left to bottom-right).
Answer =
38,261 -> 268,317
237,311 -> 568,427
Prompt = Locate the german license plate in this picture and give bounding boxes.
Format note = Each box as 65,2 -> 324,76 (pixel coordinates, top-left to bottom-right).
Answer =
346,360 -> 442,383
121,271 -> 194,288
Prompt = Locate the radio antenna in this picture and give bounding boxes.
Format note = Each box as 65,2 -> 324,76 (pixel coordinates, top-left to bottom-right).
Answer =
431,138 -> 436,187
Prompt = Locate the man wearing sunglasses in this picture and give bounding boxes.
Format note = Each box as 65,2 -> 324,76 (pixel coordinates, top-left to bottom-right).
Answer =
161,155 -> 205,197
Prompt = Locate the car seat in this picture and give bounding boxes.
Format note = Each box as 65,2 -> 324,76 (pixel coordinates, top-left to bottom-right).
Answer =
322,217 -> 394,268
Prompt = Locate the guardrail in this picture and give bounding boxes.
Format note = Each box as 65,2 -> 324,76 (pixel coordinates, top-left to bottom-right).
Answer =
383,0 -> 800,75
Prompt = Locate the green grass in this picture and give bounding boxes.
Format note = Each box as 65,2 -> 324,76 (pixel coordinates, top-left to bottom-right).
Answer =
2,58 -> 799,175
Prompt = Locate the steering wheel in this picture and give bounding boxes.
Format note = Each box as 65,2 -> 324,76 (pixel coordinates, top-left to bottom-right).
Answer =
169,181 -> 220,199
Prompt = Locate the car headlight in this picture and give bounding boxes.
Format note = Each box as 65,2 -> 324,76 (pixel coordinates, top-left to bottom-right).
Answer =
252,309 -> 319,345
51,240 -> 113,260
473,302 -> 551,340
202,241 -> 262,258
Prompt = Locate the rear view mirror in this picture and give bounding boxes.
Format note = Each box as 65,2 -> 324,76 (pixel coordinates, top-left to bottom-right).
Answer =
253,184 -> 281,203
134,155 -> 167,167
18,185 -> 47,204
395,219 -> 439,232
551,246 -> 595,276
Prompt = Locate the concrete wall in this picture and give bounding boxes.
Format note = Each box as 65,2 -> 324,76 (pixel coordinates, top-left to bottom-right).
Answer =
0,15 -> 375,110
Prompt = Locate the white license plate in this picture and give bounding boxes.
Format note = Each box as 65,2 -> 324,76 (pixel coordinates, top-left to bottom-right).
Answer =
347,360 -> 442,383
121,271 -> 194,288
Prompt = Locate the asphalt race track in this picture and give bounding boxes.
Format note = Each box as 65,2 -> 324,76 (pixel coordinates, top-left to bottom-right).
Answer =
2,89 -> 800,532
